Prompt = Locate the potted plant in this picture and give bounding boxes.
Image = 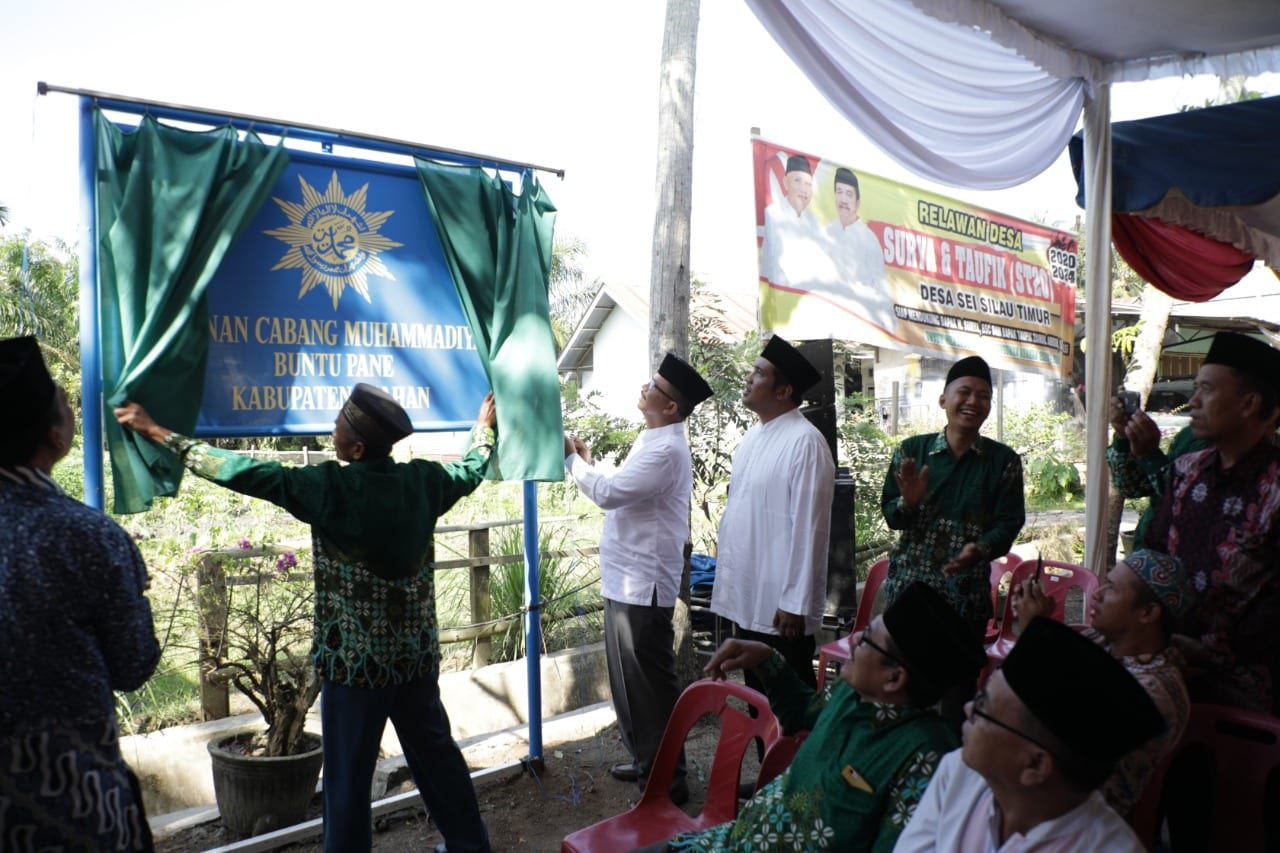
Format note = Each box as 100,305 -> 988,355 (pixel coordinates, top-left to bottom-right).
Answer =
198,542 -> 323,838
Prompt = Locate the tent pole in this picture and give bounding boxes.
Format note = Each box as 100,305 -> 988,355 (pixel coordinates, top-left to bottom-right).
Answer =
522,480 -> 543,763
1082,84 -> 1114,573
78,97 -> 105,511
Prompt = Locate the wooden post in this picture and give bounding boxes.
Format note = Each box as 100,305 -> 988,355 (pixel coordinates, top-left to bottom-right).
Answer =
196,555 -> 230,720
469,527 -> 492,669
891,381 -> 901,436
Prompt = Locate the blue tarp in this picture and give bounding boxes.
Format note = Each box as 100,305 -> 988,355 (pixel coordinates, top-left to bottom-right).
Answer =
1069,94 -> 1280,211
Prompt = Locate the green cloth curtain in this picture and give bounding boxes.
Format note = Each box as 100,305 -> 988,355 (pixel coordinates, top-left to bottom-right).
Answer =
95,110 -> 288,513
416,161 -> 564,481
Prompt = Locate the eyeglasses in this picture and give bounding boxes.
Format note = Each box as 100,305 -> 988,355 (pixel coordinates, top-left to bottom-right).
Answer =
856,631 -> 902,667
644,378 -> 676,402
969,689 -> 1056,754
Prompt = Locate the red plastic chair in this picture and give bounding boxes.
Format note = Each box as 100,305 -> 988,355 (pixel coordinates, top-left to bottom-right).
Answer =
984,553 -> 1023,644
816,558 -> 889,689
561,680 -> 782,852
984,560 -> 1098,668
1128,703 -> 1280,851
754,730 -> 808,792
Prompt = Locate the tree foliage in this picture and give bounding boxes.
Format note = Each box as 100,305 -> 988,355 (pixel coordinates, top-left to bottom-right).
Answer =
0,233 -> 80,392
548,234 -> 600,350
684,287 -> 757,546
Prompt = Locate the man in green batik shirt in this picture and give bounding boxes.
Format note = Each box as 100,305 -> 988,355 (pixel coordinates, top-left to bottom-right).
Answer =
880,355 -> 1025,638
1106,398 -> 1208,545
116,384 -> 495,853
631,582 -> 985,853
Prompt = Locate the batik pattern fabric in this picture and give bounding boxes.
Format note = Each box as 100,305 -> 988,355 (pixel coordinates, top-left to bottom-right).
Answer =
1145,441 -> 1280,713
1107,426 -> 1207,544
165,426 -> 493,688
1080,628 -> 1189,815
881,432 -> 1025,634
0,465 -> 159,851
667,653 -> 955,852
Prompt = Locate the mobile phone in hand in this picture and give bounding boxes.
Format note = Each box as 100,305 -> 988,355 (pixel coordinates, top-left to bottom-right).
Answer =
1119,390 -> 1141,415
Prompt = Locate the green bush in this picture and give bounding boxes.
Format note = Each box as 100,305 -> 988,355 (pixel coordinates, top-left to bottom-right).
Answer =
1001,403 -> 1085,506
479,522 -> 602,663
837,394 -> 895,567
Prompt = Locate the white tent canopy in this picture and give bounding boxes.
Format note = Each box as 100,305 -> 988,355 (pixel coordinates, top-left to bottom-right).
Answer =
745,0 -> 1280,569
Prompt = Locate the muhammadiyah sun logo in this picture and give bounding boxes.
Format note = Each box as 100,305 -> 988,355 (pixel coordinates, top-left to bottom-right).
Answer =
265,171 -> 404,309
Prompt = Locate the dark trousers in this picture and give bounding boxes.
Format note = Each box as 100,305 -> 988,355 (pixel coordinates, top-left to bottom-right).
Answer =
604,596 -> 684,784
732,624 -> 817,692
320,673 -> 490,853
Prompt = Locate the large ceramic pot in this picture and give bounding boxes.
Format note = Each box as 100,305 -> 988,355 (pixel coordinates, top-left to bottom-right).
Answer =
208,731 -> 323,838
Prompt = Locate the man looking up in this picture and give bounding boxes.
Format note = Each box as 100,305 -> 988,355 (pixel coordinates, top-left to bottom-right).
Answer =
565,352 -> 713,803
635,582 -> 986,853
712,336 -> 834,689
880,355 -> 1026,639
116,385 -> 496,853
1145,330 -> 1280,713
1010,549 -> 1193,815
895,618 -> 1166,852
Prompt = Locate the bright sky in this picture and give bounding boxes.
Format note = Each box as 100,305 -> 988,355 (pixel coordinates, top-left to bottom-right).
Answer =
3,1 -> 1278,296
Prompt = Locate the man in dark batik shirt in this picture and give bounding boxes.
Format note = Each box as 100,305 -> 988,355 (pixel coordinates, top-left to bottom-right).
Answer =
1146,331 -> 1280,713
0,336 -> 160,852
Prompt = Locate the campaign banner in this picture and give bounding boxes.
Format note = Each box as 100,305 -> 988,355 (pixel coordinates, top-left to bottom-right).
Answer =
198,151 -> 489,436
754,137 -> 1078,378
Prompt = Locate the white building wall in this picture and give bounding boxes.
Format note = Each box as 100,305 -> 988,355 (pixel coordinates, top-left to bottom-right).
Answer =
579,309 -> 647,420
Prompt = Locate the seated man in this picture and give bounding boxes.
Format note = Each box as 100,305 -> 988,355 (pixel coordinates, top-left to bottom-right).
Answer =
636,582 -> 986,852
1009,549 -> 1193,815
895,618 -> 1165,852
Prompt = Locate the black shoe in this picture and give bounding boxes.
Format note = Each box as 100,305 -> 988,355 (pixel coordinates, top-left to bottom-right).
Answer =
738,781 -> 756,800
610,762 -> 640,782
669,776 -> 690,806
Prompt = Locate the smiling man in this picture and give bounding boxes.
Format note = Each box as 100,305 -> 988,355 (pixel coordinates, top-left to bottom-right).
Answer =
880,355 -> 1026,639
759,153 -> 823,288
1145,331 -> 1280,714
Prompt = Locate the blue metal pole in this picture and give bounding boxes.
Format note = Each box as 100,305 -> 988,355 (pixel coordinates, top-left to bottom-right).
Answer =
77,97 -> 104,511
522,479 -> 543,762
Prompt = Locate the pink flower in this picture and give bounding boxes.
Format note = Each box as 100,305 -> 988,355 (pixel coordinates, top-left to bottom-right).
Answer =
238,538 -> 252,550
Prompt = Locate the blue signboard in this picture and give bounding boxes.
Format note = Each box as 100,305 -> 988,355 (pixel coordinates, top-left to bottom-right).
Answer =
198,150 -> 488,436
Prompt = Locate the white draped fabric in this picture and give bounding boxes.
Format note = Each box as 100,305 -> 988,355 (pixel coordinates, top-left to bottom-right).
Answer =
745,0 -> 1085,189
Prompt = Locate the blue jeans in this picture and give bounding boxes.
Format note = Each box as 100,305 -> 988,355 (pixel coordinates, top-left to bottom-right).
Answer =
320,672 -> 490,853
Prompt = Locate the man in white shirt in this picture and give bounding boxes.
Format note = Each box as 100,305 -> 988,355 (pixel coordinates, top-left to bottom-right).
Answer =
711,336 -> 835,690
565,352 -> 713,801
894,618 -> 1166,853
759,154 -> 826,288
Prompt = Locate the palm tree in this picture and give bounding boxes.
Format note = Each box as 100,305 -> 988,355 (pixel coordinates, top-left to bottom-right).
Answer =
548,235 -> 600,350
